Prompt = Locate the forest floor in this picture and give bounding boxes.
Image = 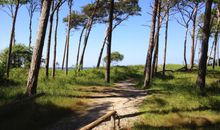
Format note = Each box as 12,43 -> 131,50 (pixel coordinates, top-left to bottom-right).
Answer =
46,79 -> 147,130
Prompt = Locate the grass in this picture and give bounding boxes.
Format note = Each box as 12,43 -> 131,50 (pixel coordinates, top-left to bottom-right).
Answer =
133,65 -> 220,130
0,66 -> 141,129
0,68 -> 108,129
0,65 -> 220,129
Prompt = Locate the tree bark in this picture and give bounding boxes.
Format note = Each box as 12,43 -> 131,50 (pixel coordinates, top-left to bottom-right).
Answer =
97,27 -> 108,68
152,0 -> 161,77
196,0 -> 213,95
28,12 -> 33,47
75,25 -> 86,69
207,41 -> 214,64
105,0 -> 114,83
6,0 -> 20,78
78,0 -> 100,71
213,33 -> 219,69
52,6 -> 59,78
183,25 -> 189,70
144,0 -> 158,87
45,0 -> 54,78
212,5 -> 220,69
26,0 -> 52,96
27,1 -> 38,48
96,14 -> 131,69
217,42 -> 220,66
189,3 -> 198,70
65,0 -> 73,75
78,20 -> 91,71
162,6 -> 170,76
61,37 -> 67,70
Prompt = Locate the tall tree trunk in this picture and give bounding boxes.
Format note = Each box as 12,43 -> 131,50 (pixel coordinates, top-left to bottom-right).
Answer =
183,26 -> 189,70
162,7 -> 170,76
78,21 -> 91,71
152,31 -> 159,77
190,3 -> 198,70
96,14 -> 130,69
65,0 -> 73,75
97,27 -> 108,68
45,0 -> 54,78
26,0 -> 51,96
61,37 -> 67,70
207,41 -> 214,64
213,5 -> 220,69
144,0 -> 158,87
152,0 -> 161,77
76,25 -> 86,69
66,35 -> 69,75
29,12 -> 33,47
217,42 -> 220,66
6,0 -> 20,78
52,6 -> 59,78
105,0 -> 114,83
12,31 -> 16,46
196,0 -> 213,95
217,5 -> 220,67
78,0 -> 100,71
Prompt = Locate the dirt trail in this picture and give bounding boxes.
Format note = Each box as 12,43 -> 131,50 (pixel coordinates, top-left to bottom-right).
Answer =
46,79 -> 147,130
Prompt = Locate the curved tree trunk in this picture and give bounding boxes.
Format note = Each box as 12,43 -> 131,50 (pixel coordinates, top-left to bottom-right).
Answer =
196,0 -> 213,95
78,0 -> 100,71
96,27 -> 108,68
75,25 -> 86,70
26,0 -> 52,96
144,0 -> 158,87
6,0 -> 20,78
45,1 -> 55,78
52,6 -> 59,78
78,21 -> 91,71
96,14 -> 131,69
162,7 -> 170,76
190,3 -> 198,70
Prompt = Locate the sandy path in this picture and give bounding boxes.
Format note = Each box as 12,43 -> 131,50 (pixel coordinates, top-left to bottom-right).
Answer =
46,79 -> 147,130
92,80 -> 147,130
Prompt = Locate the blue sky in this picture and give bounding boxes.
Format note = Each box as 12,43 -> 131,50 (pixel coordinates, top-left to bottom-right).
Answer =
0,0 -> 206,67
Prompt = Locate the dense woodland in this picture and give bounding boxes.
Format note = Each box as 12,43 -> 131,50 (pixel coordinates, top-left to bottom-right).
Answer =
0,0 -> 220,129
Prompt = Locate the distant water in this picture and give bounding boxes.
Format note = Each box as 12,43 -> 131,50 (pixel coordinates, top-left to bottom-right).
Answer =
55,67 -> 94,70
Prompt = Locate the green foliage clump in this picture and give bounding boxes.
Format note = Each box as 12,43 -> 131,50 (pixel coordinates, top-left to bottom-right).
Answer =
82,0 -> 141,23
0,44 -> 32,68
63,11 -> 87,30
103,51 -> 124,65
0,63 -> 5,82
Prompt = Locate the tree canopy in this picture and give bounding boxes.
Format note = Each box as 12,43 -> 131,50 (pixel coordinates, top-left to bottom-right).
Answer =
103,51 -> 124,65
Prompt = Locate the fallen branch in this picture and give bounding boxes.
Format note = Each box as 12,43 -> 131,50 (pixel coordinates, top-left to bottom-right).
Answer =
80,110 -> 120,130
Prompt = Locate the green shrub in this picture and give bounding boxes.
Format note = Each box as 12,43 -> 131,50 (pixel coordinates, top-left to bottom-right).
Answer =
0,63 -> 5,81
0,44 -> 32,68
